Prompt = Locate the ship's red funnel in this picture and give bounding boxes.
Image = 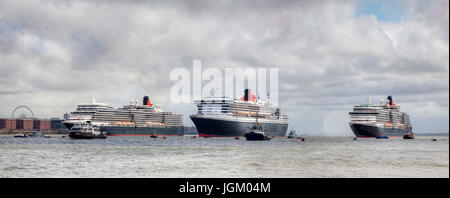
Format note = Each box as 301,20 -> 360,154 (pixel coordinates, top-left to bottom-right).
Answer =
240,89 -> 256,103
143,96 -> 153,106
387,96 -> 395,106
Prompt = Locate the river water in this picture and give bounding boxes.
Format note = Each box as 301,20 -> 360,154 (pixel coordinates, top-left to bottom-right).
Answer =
0,135 -> 448,178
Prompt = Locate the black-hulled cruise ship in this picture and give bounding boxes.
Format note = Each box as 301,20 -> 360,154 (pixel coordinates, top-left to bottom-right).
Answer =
190,89 -> 288,137
349,96 -> 412,137
64,96 -> 184,136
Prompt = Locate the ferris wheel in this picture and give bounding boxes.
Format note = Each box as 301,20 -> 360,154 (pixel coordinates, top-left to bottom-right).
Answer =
11,106 -> 35,119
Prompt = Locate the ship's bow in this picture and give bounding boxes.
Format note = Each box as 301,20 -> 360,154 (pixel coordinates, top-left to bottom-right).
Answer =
350,123 -> 382,137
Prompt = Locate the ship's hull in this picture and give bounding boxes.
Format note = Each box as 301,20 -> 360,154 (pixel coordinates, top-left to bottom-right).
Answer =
190,115 -> 288,137
99,126 -> 184,136
350,123 -> 408,137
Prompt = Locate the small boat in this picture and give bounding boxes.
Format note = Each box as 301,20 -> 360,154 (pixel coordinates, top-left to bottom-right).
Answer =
403,133 -> 415,139
376,136 -> 389,139
14,133 -> 29,138
287,130 -> 298,139
245,127 -> 270,141
28,130 -> 51,138
150,134 -> 159,138
244,116 -> 271,141
68,121 -> 107,139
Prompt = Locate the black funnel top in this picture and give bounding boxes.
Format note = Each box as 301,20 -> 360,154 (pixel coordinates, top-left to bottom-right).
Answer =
387,96 -> 393,105
244,89 -> 249,101
143,96 -> 149,106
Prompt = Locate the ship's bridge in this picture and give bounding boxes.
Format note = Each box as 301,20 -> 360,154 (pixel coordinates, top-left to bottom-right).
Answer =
194,96 -> 233,115
349,104 -> 380,123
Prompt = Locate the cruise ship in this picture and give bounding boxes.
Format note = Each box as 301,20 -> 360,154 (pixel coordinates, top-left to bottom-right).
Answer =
64,96 -> 184,136
349,96 -> 412,137
190,89 -> 288,137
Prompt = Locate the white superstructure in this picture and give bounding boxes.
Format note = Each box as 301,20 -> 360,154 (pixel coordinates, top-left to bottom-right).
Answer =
62,96 -> 113,128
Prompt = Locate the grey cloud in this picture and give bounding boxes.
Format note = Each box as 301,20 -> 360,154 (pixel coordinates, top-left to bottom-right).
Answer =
0,0 -> 448,133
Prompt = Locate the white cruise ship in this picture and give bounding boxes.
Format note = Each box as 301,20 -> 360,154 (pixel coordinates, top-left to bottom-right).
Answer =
62,96 -> 113,129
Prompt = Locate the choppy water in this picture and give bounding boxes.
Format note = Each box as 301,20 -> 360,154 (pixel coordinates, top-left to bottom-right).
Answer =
0,135 -> 448,178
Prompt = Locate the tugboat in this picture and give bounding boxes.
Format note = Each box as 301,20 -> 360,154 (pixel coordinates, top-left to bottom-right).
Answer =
244,116 -> 271,141
287,130 -> 298,139
403,133 -> 415,139
68,121 -> 107,139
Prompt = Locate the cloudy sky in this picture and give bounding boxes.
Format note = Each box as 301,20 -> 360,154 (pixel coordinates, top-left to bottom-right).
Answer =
0,0 -> 448,135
